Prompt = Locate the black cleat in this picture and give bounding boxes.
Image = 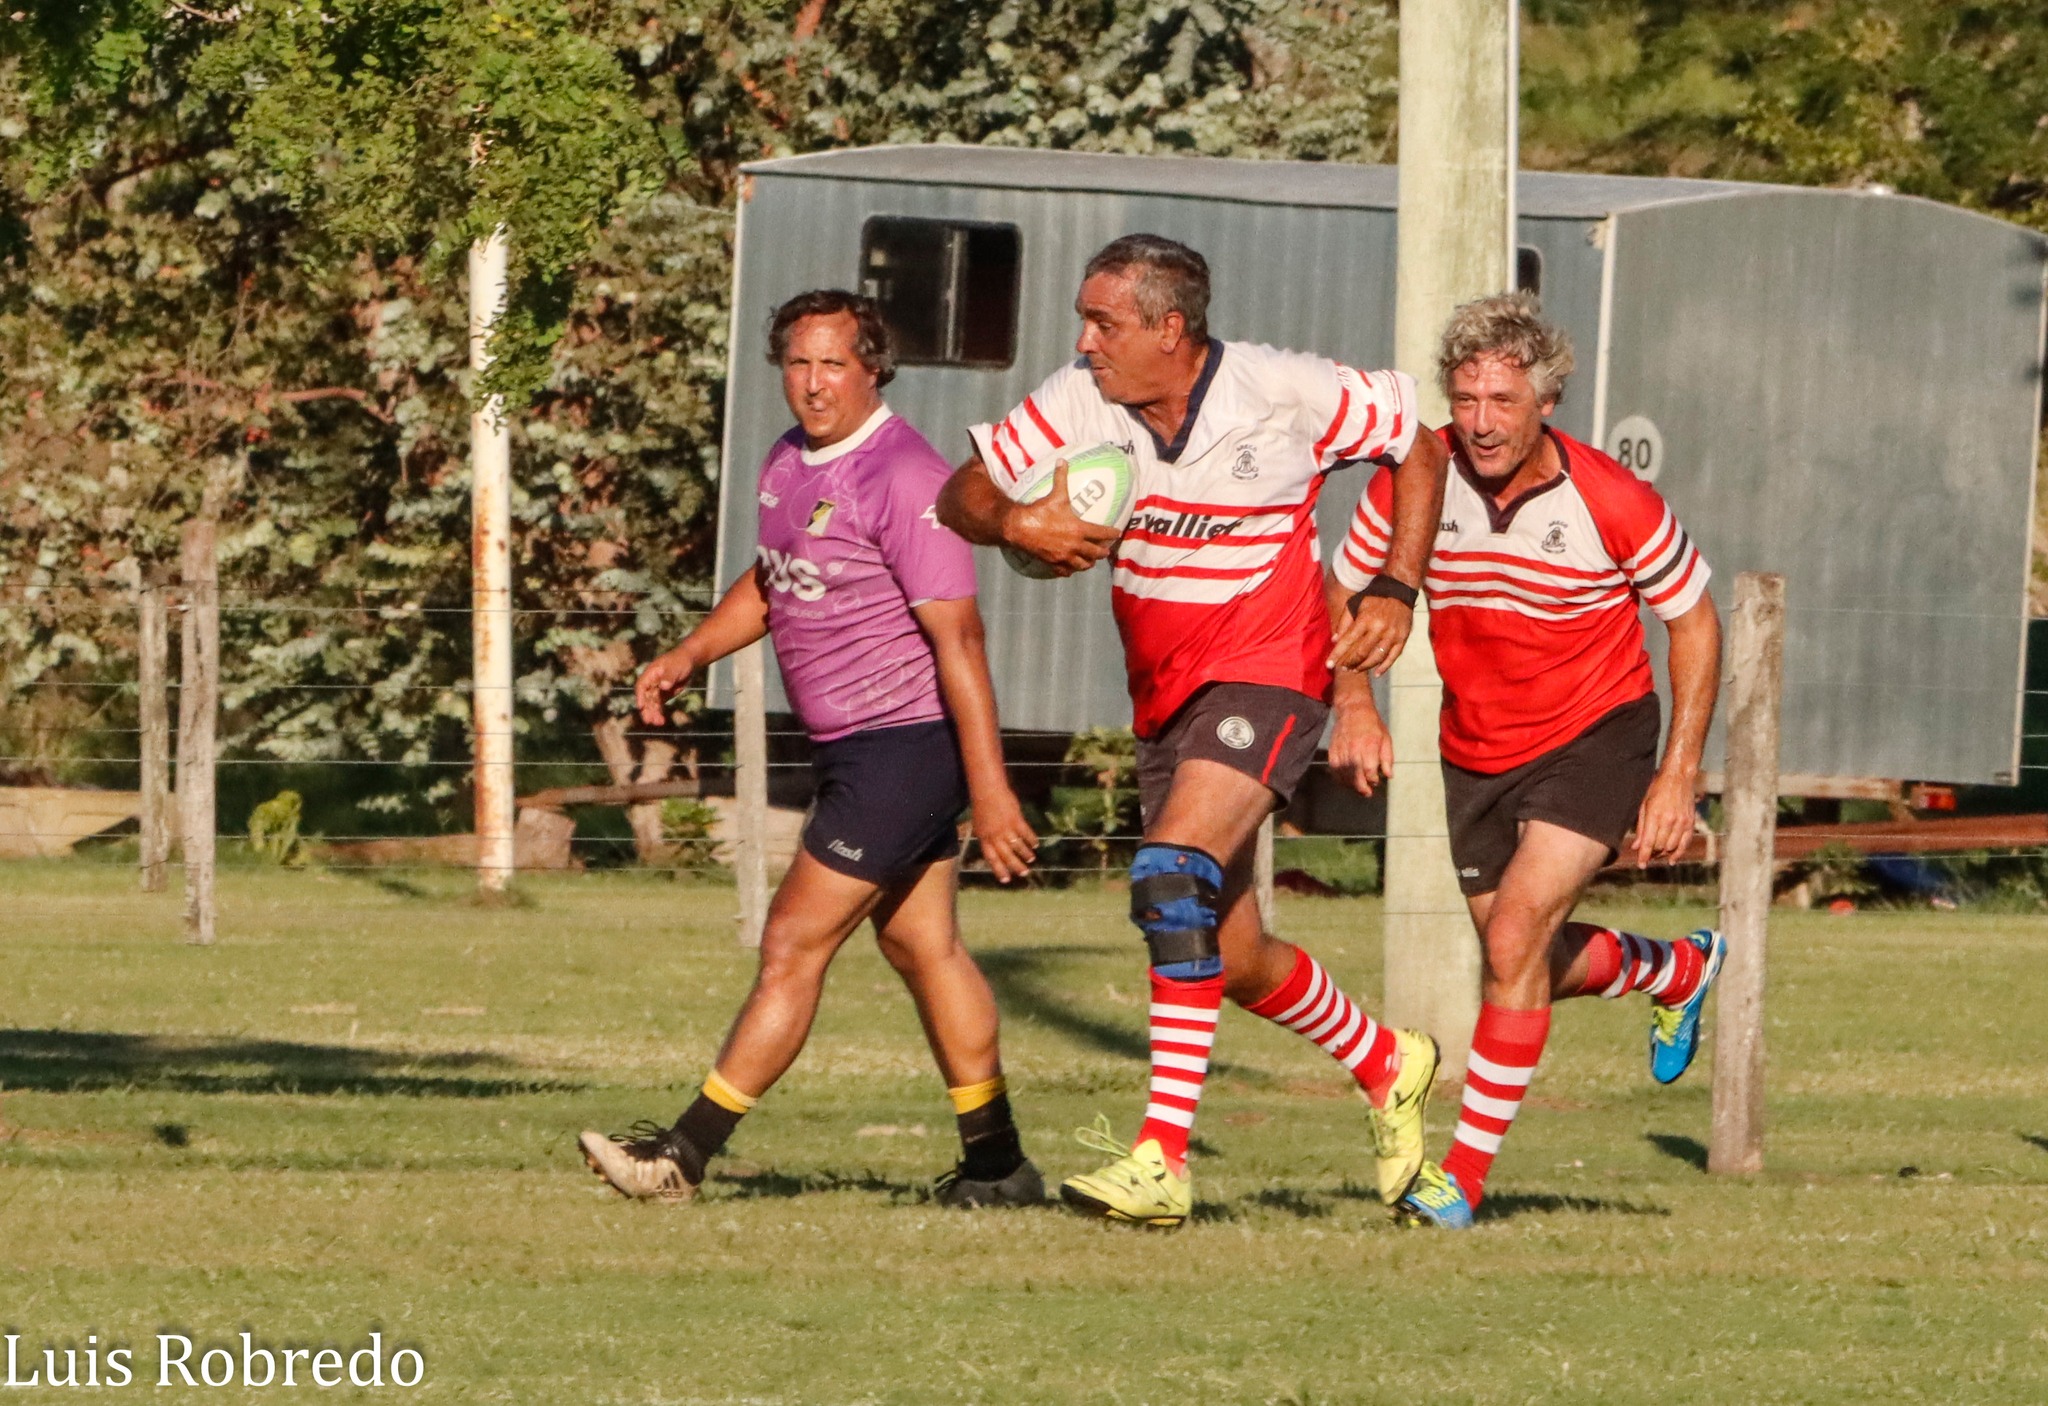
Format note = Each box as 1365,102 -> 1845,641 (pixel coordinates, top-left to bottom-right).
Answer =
934,1157 -> 1046,1208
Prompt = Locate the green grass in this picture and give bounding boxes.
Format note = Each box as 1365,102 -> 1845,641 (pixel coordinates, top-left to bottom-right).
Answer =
3,862 -> 2047,1403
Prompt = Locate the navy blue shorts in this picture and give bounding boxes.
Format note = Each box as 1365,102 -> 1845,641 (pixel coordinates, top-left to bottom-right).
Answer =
801,720 -> 968,885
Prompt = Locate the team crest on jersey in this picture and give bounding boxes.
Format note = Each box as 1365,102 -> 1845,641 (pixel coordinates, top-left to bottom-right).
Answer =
806,500 -> 836,537
1216,716 -> 1256,750
1231,445 -> 1259,481
1541,521 -> 1568,554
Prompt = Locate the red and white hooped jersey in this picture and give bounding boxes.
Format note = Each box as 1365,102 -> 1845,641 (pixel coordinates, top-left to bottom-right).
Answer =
1334,427 -> 1711,774
970,340 -> 1418,737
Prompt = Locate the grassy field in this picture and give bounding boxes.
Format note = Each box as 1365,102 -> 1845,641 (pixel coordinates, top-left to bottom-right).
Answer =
3,861 -> 2047,1404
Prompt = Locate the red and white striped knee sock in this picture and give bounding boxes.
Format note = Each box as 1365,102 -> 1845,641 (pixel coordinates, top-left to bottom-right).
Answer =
1135,969 -> 1225,1172
1243,945 -> 1401,1105
1565,923 -> 1704,1004
1440,1003 -> 1551,1207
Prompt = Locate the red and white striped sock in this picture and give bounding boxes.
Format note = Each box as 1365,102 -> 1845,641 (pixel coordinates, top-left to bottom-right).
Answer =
1440,1003 -> 1551,1207
1243,945 -> 1401,1105
1565,923 -> 1704,1004
1135,969 -> 1225,1172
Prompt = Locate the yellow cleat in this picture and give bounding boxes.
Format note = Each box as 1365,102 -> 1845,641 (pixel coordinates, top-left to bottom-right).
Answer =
1057,1116 -> 1192,1228
1365,1029 -> 1440,1205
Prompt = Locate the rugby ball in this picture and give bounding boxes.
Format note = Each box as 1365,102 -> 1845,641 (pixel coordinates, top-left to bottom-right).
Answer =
1001,441 -> 1137,580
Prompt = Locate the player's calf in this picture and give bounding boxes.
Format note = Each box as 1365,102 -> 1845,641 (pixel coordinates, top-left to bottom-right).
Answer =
1555,921 -> 1706,1004
1239,943 -> 1437,1203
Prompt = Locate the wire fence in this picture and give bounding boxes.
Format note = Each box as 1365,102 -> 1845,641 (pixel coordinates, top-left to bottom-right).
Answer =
6,587 -> 2048,898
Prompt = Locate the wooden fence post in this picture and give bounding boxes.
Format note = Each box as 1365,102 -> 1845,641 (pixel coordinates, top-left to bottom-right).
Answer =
177,521 -> 219,945
733,640 -> 769,949
138,583 -> 171,893
1709,570 -> 1785,1174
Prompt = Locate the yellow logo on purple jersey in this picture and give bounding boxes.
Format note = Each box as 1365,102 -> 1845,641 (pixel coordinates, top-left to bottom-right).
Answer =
806,499 -> 836,537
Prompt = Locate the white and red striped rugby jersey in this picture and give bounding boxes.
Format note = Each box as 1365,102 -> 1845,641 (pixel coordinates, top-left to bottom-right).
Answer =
1334,426 -> 1711,774
970,340 -> 1418,738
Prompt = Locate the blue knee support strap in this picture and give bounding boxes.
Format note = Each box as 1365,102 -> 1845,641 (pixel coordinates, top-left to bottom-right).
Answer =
1130,843 -> 1225,979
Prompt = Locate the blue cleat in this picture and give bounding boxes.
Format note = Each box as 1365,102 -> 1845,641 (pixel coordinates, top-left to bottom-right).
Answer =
1394,1162 -> 1473,1229
1649,928 -> 1726,1085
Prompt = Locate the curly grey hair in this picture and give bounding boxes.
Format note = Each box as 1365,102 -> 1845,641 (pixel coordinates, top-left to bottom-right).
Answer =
1436,292 -> 1575,404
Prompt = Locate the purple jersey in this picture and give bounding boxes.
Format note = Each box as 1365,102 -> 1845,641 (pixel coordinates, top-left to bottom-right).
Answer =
755,406 -> 977,742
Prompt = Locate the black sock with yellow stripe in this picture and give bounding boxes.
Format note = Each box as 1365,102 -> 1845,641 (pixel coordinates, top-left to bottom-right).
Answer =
668,1070 -> 757,1186
950,1076 -> 1025,1181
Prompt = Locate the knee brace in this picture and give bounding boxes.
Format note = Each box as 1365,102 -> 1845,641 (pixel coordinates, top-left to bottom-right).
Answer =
1130,843 -> 1225,979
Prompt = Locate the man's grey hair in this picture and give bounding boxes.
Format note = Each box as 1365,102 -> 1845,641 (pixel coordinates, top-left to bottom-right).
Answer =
1083,234 -> 1211,343
1436,291 -> 1575,404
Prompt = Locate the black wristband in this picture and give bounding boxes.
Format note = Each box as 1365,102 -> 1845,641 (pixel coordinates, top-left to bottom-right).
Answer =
1350,575 -> 1418,612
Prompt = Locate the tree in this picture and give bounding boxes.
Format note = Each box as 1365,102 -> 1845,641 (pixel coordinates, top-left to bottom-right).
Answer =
0,0 -> 1403,832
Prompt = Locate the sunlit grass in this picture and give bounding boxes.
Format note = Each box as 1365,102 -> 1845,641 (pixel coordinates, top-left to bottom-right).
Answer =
2,862 -> 2045,1403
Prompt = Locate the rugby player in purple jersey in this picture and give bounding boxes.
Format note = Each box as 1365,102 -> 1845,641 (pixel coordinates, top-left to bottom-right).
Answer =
578,290 -> 1044,1208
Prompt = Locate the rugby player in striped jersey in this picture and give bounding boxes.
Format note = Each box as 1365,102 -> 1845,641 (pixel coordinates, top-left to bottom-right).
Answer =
1332,293 -> 1726,1228
940,234 -> 1452,1226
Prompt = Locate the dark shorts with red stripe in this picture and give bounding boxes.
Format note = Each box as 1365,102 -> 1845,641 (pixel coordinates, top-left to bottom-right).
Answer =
1135,682 -> 1328,829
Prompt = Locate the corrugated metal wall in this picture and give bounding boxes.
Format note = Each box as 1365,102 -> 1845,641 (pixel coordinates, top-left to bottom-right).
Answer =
708,161 -> 2046,785
1606,191 -> 2045,784
712,170 -> 1608,734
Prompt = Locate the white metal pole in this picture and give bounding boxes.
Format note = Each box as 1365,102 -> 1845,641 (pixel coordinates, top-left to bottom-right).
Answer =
469,229 -> 517,892
1384,0 -> 1515,1073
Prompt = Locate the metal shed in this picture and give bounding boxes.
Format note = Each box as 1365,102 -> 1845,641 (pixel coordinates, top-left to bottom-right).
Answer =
713,145 -> 2048,786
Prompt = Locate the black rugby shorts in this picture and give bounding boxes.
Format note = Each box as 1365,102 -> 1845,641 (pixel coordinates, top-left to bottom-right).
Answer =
801,719 -> 967,884
1442,693 -> 1662,898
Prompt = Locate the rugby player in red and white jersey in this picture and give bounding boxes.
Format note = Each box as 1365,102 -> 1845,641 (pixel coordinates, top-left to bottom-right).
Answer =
939,234 -> 1452,1226
1330,292 -> 1725,1228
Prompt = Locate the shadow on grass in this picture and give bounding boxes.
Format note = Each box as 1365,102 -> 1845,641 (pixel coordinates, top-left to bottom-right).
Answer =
0,1029 -> 572,1098
1646,1132 -> 1709,1170
1477,1192 -> 1671,1221
1243,1187 -> 1332,1219
708,1166 -> 927,1202
2020,1133 -> 2048,1156
975,946 -> 1271,1082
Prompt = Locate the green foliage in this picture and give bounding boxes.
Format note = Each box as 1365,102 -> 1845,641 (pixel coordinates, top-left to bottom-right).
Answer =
1042,726 -> 1140,871
189,0 -> 664,403
658,794 -> 721,870
1522,2 -> 2048,231
1,1 -> 1400,823
246,787 -> 305,864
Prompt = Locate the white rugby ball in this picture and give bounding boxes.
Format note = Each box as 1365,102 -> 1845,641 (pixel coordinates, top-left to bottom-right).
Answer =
1001,441 -> 1136,580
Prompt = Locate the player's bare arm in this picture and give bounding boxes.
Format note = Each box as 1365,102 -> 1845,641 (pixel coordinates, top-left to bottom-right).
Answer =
1324,569 -> 1394,795
937,456 -> 1118,575
635,564 -> 772,726
1328,428 -> 1449,676
912,595 -> 1039,884
1632,591 -> 1722,867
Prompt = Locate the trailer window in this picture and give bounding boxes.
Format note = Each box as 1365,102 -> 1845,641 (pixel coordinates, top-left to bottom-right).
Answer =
860,217 -> 1021,368
1517,245 -> 1543,298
